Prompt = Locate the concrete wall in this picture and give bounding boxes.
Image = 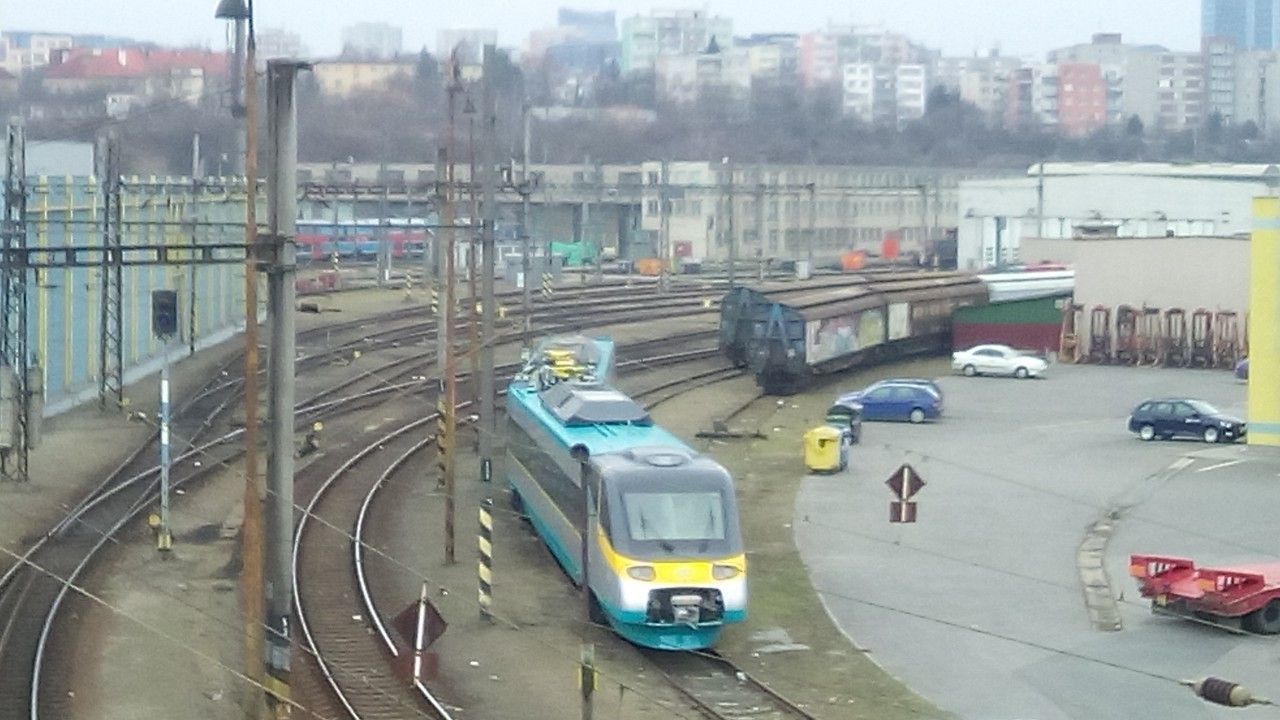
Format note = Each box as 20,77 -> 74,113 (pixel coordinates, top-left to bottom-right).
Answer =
1022,235 -> 1250,315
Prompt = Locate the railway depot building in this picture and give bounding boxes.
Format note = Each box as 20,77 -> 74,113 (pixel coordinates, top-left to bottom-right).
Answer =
956,162 -> 1279,270
297,160 -> 1015,266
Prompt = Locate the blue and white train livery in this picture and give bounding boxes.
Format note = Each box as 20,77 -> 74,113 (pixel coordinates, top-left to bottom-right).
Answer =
504,335 -> 747,650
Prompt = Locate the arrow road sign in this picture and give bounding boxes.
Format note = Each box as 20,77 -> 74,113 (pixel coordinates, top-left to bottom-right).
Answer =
885,464 -> 925,501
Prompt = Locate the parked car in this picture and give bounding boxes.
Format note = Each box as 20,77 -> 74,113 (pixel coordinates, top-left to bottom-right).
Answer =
1127,398 -> 1246,443
1235,358 -> 1249,382
837,382 -> 941,424
951,344 -> 1048,379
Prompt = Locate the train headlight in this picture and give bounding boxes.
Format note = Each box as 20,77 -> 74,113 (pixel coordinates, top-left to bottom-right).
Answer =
712,564 -> 741,580
627,565 -> 656,581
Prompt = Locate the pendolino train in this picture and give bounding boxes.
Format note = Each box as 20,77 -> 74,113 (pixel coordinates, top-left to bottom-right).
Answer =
721,272 -> 989,394
504,336 -> 747,650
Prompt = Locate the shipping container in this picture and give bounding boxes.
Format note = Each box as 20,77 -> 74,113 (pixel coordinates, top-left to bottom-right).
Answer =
952,293 -> 1071,353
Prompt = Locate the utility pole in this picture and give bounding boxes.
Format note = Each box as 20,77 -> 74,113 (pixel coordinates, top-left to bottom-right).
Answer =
806,182 -> 816,277
264,59 -> 303,718
434,147 -> 446,380
466,94 -> 481,444
724,159 -> 735,286
1,121 -> 30,483
754,183 -> 766,282
478,44 -> 498,484
519,104 -> 533,347
238,12 -> 267,718
188,133 -> 201,357
442,52 -> 461,565
658,160 -> 670,293
918,182 -> 930,264
1036,162 -> 1045,241
377,161 -> 390,286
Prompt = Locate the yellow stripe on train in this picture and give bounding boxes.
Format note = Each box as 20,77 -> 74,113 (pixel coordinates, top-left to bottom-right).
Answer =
595,527 -> 746,583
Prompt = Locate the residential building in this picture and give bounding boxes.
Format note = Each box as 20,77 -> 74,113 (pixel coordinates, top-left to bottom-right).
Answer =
256,28 -> 307,62
798,32 -> 839,89
619,8 -> 732,75
738,34 -> 799,85
341,22 -> 403,60
0,32 -> 74,74
311,60 -> 413,98
895,64 -> 929,125
41,48 -> 228,102
1203,0 -> 1280,50
558,9 -> 617,43
1055,62 -> 1109,136
934,54 -> 1024,118
1048,34 -> 1149,127
1154,52 -> 1205,130
438,28 -> 499,68
655,46 -> 750,107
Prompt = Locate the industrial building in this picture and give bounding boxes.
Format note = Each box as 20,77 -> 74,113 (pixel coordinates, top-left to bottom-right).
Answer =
957,162 -> 1280,271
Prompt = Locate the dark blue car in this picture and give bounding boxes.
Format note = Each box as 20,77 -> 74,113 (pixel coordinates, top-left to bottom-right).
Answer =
837,382 -> 942,424
1127,398 -> 1246,443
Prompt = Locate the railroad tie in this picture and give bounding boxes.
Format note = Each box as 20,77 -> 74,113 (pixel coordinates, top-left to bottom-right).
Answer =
478,497 -> 494,619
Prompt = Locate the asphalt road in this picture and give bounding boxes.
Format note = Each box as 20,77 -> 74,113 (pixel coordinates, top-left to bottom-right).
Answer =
794,361 -> 1280,720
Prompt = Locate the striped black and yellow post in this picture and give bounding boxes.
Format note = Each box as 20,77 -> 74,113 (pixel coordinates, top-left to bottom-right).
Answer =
435,399 -> 449,489
1250,197 -> 1280,446
541,272 -> 554,298
478,497 -> 494,619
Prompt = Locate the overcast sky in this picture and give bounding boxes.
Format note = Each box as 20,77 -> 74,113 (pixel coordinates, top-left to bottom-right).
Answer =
2,1 -> 1200,58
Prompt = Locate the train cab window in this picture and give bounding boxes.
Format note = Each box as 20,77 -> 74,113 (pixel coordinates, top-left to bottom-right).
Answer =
623,492 -> 726,542
597,490 -> 611,538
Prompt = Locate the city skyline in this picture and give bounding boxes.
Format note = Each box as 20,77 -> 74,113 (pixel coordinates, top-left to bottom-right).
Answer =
3,1 -> 1200,59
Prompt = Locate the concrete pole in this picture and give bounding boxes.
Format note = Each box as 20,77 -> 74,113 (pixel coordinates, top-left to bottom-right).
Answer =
434,147 -> 446,379
658,160 -> 670,293
479,45 -> 498,483
158,346 -> 173,552
806,183 -> 816,275
264,60 -> 301,714
754,182 -> 766,282
724,159 -> 735,286
520,106 -> 533,347
377,161 -> 390,286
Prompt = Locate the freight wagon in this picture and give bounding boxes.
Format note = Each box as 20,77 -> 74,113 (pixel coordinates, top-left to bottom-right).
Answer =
728,273 -> 988,394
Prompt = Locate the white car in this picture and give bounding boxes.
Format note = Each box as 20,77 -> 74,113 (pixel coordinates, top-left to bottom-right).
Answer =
951,344 -> 1048,379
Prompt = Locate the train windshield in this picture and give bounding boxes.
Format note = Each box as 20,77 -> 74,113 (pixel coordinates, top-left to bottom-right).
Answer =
623,492 -> 726,542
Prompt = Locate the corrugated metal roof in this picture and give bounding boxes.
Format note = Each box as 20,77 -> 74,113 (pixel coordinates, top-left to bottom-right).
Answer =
1027,162 -> 1280,180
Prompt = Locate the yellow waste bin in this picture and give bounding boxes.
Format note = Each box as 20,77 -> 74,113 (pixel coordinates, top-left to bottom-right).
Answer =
804,425 -> 846,473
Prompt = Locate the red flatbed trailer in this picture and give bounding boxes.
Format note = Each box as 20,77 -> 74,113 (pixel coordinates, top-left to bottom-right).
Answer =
1130,554 -> 1280,634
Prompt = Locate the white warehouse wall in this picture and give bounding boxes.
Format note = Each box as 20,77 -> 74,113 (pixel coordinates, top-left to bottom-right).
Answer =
957,173 -> 1273,270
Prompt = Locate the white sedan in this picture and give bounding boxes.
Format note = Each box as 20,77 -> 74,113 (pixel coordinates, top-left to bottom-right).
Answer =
951,344 -> 1048,379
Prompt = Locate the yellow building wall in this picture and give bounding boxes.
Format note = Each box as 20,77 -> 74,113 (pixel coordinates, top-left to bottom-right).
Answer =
1249,197 -> 1280,446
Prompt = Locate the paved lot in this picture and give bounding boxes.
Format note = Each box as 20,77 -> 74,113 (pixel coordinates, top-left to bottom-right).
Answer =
795,361 -> 1279,720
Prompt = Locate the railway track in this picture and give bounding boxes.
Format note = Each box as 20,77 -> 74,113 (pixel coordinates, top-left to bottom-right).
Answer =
0,283 -> 726,719
642,649 -> 818,720
296,334 -> 732,719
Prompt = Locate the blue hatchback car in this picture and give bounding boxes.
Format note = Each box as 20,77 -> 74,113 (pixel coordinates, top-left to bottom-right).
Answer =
837,382 -> 942,424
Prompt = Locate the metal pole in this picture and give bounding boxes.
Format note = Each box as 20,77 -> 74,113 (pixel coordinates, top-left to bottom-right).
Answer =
377,161 -> 390,286
724,160 -> 735,286
467,108 -> 481,450
434,147 -> 446,379
442,56 -> 460,565
593,161 -> 604,283
231,17 -> 247,177
2,120 -> 29,482
157,347 -> 173,551
479,44 -> 498,483
580,643 -> 596,720
918,183 -> 929,264
239,19 -> 267,719
189,134 -> 200,357
520,106 -> 533,347
1036,162 -> 1045,241
806,182 -> 816,275
658,160 -> 670,293
754,182 -> 765,282
264,59 -> 301,716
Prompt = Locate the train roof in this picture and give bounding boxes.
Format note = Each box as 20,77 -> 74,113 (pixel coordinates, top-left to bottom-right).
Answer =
741,272 -> 986,322
507,383 -> 693,457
